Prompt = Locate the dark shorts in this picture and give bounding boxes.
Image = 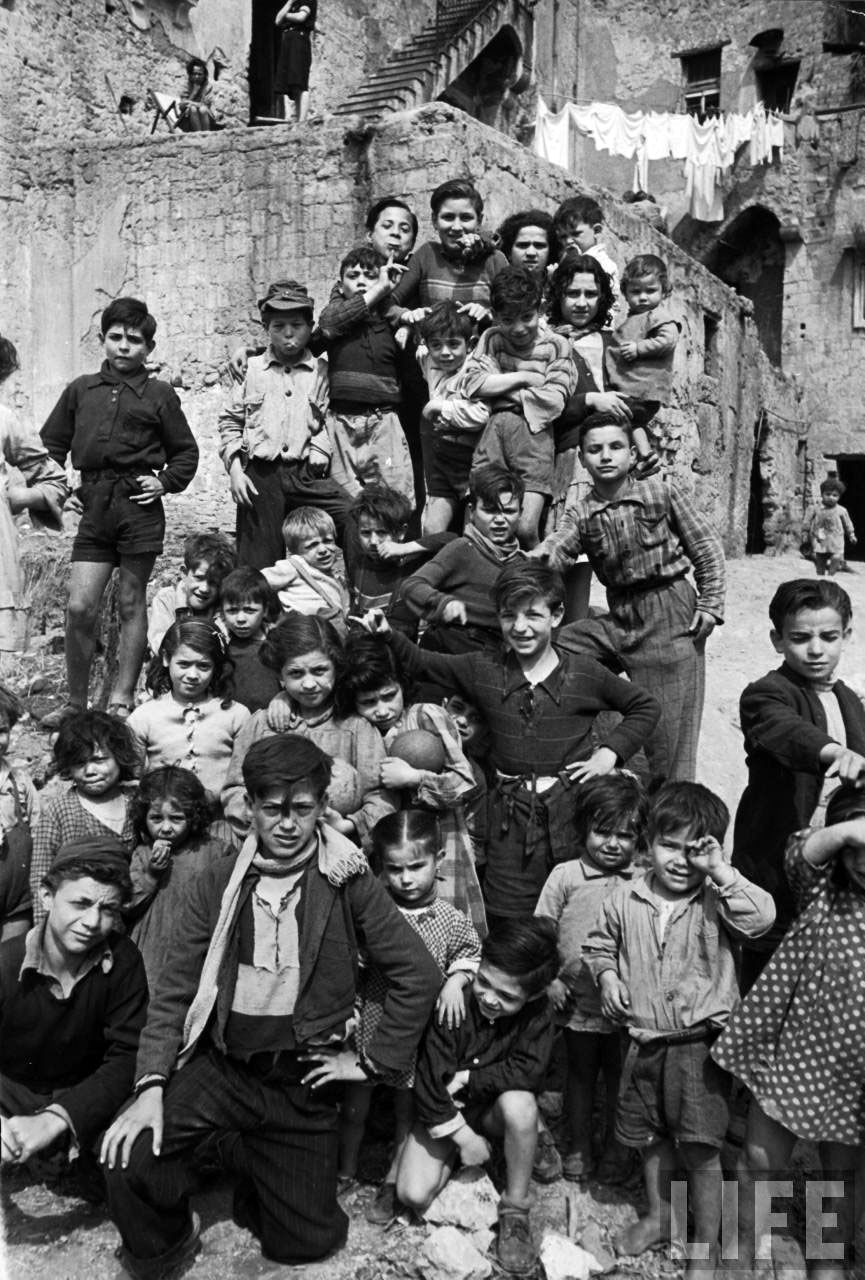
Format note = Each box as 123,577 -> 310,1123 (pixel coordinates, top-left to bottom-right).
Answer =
470,410 -> 554,496
420,424 -> 475,501
72,477 -> 165,563
615,1034 -> 731,1150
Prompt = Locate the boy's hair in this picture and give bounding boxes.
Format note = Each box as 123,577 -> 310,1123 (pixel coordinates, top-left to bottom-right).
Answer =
350,483 -> 412,534
368,809 -> 441,875
242,733 -> 332,802
146,619 -> 234,704
42,857 -> 132,901
768,578 -> 853,631
219,567 -> 280,623
53,710 -> 141,781
0,336 -> 20,386
259,613 -> 344,677
481,917 -> 559,999
339,245 -> 386,277
282,506 -> 337,553
469,463 -> 525,509
578,418 -> 635,448
365,197 -> 419,246
183,532 -> 237,581
574,772 -> 649,844
647,781 -> 730,845
131,765 -> 215,842
547,252 -> 616,330
552,196 -> 604,238
430,178 -> 484,219
820,477 -> 846,497
100,297 -> 157,344
495,209 -> 556,262
621,254 -> 670,297
490,267 -> 543,320
0,682 -> 22,729
335,633 -> 410,720
417,300 -> 475,345
186,56 -> 208,82
493,562 -> 565,616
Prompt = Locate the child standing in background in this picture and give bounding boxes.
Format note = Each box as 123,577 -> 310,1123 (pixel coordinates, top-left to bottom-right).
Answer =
805,477 -> 857,576
148,531 -> 236,654
552,197 -> 621,318
535,773 -> 647,1184
262,507 -> 350,628
218,567 -> 282,713
605,254 -> 680,476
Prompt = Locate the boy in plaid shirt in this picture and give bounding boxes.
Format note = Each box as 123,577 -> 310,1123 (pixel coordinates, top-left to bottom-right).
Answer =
533,421 -> 725,781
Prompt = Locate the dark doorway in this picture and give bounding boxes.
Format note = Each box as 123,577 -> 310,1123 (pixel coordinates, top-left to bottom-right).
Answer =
705,207 -> 785,366
437,27 -> 523,128
250,0 -> 284,122
833,455 -> 865,559
746,413 -> 767,554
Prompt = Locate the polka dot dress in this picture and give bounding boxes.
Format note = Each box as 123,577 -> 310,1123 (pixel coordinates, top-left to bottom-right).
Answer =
713,837 -> 865,1144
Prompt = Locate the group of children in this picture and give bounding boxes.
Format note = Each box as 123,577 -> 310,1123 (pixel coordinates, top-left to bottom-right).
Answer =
0,176 -> 863,1280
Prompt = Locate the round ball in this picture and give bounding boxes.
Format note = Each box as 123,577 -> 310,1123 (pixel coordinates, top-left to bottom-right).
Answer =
388,729 -> 447,773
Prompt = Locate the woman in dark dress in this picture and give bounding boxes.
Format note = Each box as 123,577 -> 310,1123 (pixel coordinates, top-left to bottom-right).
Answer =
275,0 -> 317,122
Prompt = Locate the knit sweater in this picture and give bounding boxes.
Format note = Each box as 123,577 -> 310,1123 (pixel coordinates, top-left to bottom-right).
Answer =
386,240 -> 508,321
402,527 -> 526,633
318,293 -> 401,407
128,695 -> 251,800
459,326 -> 577,433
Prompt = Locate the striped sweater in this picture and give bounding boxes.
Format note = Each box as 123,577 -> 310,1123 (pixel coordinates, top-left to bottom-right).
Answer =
459,327 -> 577,434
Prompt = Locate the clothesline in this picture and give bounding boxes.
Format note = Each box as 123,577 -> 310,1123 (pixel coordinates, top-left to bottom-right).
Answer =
534,97 -> 785,223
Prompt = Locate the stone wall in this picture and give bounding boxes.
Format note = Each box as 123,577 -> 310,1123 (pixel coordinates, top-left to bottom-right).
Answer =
0,102 -> 800,552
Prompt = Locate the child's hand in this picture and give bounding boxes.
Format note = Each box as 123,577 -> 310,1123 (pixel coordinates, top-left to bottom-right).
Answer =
130,475 -> 165,506
547,976 -> 570,1013
598,972 -> 630,1022
229,459 -> 260,507
378,255 -> 406,292
518,371 -> 545,388
423,398 -> 445,421
685,835 -> 725,877
348,608 -> 391,636
458,302 -> 489,324
831,749 -> 865,784
374,538 -> 405,561
851,536 -> 858,546
565,747 -> 618,783
266,693 -> 296,733
402,308 -> 430,326
323,808 -> 357,838
688,609 -> 717,641
441,600 -> 468,626
453,1125 -> 491,1167
148,840 -> 172,873
619,340 -> 639,362
436,975 -> 469,1029
380,756 -> 423,790
394,325 -> 412,351
446,1068 -> 470,1096
300,1047 -> 369,1089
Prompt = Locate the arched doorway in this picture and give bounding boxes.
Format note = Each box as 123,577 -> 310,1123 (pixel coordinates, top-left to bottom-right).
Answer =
704,206 -> 785,366
437,26 -> 526,130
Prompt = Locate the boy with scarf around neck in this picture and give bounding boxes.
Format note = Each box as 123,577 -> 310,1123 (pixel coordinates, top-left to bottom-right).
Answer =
402,464 -> 527,657
101,735 -> 440,1277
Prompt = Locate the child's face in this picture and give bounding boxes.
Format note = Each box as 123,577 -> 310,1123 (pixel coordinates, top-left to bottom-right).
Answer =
510,226 -> 551,275
426,334 -> 468,373
341,263 -> 381,299
624,274 -> 664,313
650,824 -> 703,897
560,271 -> 602,330
472,960 -> 529,1022
583,822 -> 638,873
579,425 -> 635,488
357,513 -> 400,559
557,220 -> 600,254
771,607 -> 851,685
294,530 -> 337,575
265,312 -> 312,365
250,780 -> 325,864
164,643 -> 215,703
443,694 -> 484,750
354,681 -> 405,733
495,308 -> 541,353
469,491 -> 521,544
379,841 -> 441,908
279,648 -> 336,714
145,798 -> 191,849
434,198 -> 480,248
101,323 -> 153,376
0,714 -> 10,761
822,490 -> 841,508
223,598 -> 266,641
368,206 -> 416,262
183,561 -> 219,612
68,745 -> 121,797
39,876 -> 124,961
498,594 -> 564,664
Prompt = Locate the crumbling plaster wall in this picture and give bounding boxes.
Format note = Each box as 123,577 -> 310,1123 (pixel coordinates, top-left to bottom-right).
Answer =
0,103 -> 799,552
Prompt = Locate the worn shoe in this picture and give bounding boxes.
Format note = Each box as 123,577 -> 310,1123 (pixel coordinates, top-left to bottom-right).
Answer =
365,1181 -> 399,1224
562,1147 -> 594,1183
531,1127 -> 562,1183
115,1211 -> 201,1280
496,1205 -> 538,1275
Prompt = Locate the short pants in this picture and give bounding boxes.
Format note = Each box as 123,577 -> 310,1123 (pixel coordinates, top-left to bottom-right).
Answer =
615,1032 -> 731,1150
470,410 -> 554,496
420,423 -> 475,501
72,474 -> 165,563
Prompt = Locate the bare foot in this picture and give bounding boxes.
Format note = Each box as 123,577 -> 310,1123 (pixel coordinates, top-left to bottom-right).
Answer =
615,1215 -> 667,1256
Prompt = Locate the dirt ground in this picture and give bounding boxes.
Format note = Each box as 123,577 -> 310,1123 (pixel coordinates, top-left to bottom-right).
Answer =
3,548 -> 864,1279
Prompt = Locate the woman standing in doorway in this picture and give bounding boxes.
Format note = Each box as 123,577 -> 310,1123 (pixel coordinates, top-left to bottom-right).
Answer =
275,0 -> 316,123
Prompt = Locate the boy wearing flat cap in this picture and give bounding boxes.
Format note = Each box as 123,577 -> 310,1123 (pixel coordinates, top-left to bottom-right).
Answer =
0,836 -> 147,1180
218,280 -> 353,569
102,734 -> 440,1276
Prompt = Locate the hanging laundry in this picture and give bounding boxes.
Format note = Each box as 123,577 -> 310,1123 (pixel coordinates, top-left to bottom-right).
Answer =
534,97 -> 572,169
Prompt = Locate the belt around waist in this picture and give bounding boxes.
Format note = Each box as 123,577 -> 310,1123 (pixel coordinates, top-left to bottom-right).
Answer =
608,571 -> 687,598
80,467 -> 136,482
495,770 -> 558,794
227,1048 -> 304,1079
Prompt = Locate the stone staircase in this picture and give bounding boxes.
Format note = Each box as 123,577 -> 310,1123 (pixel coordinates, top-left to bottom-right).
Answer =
334,0 -> 535,121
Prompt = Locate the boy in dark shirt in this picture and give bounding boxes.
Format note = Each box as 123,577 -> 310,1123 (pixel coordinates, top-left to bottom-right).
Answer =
41,297 -> 198,720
